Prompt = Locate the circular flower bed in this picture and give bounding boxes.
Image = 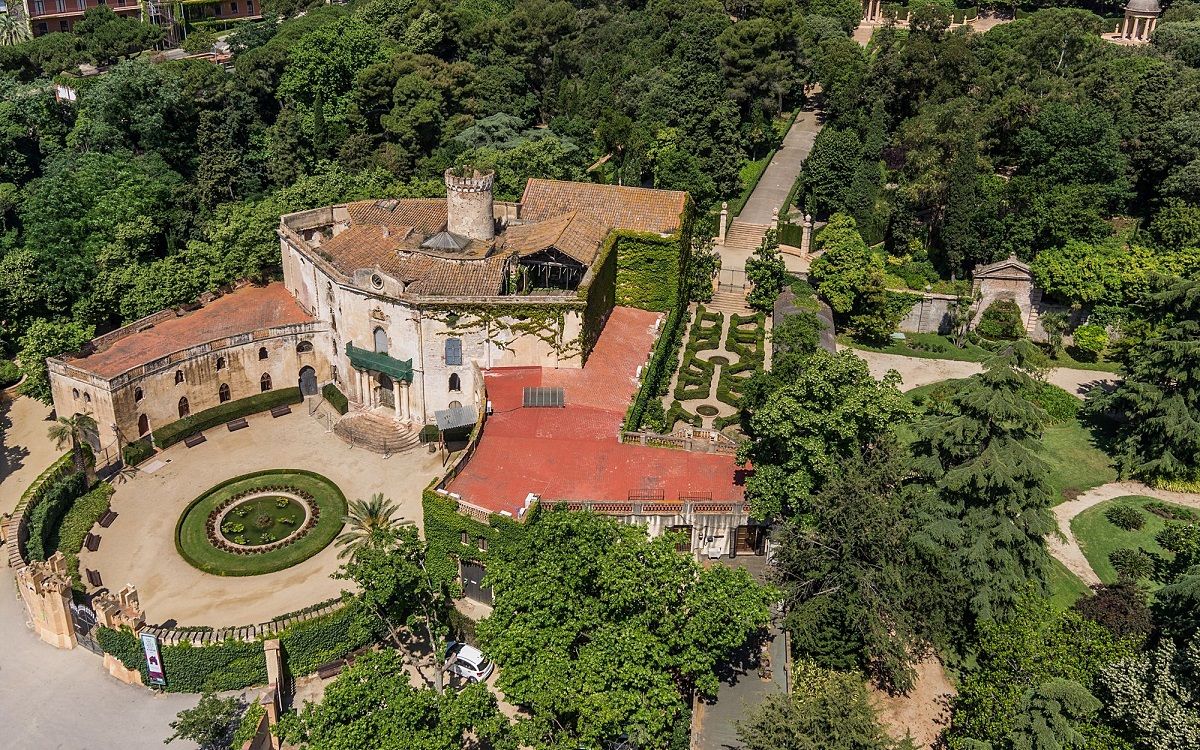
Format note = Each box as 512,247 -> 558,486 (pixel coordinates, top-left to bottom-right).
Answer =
176,470 -> 347,576
696,405 -> 720,417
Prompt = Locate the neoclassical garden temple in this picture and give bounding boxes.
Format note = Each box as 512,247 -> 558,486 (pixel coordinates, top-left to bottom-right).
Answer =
48,170 -> 689,457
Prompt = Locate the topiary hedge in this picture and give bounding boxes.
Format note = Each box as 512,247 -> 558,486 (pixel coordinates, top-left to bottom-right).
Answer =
154,388 -> 304,449
976,299 -> 1026,341
57,482 -> 114,590
26,471 -> 89,562
624,307 -> 686,431
322,383 -> 348,415
122,438 -> 155,467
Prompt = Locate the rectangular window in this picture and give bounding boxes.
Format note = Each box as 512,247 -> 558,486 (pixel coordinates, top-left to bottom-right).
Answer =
55,0 -> 65,12
59,20 -> 68,32
445,338 -> 462,366
247,0 -> 253,11
477,537 -> 488,551
230,1 -> 237,11
33,0 -> 45,13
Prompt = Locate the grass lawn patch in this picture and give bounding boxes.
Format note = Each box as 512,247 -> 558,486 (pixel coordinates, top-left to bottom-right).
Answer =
844,333 -> 993,363
1046,557 -> 1091,611
1071,496 -> 1192,587
176,470 -> 347,576
1042,420 -> 1117,503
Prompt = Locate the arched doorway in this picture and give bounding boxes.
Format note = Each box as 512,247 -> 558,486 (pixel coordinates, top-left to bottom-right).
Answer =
178,397 -> 190,418
299,366 -> 318,396
375,373 -> 395,410
137,414 -> 149,437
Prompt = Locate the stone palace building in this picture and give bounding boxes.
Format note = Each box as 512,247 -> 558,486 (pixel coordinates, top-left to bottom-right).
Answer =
48,169 -> 689,457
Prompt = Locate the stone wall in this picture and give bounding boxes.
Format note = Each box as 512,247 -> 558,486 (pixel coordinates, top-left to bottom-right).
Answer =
896,292 -> 957,335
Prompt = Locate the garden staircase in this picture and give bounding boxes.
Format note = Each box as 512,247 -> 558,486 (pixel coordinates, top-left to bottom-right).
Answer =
721,221 -> 772,266
707,290 -> 753,316
333,411 -> 421,456
1025,289 -> 1043,333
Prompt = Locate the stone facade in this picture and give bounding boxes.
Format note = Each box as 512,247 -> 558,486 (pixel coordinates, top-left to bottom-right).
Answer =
15,552 -> 76,650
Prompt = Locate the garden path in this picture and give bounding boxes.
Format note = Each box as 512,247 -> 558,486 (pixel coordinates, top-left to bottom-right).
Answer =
0,393 -> 61,516
1049,481 -> 1200,586
846,347 -> 1120,396
662,307 -> 762,431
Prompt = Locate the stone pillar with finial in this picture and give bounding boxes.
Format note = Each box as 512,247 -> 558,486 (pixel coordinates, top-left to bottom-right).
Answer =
800,214 -> 814,257
718,202 -> 728,245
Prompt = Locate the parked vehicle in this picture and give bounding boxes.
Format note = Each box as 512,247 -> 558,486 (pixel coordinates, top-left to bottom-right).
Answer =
445,641 -> 494,683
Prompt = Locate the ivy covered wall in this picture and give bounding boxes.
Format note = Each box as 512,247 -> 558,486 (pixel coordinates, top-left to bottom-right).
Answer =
421,489 -> 527,593
579,233 -> 619,361
614,231 -> 688,312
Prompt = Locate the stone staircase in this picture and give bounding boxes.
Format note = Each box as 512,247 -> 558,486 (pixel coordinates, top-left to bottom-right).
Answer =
721,221 -> 772,267
1026,289 -> 1043,332
707,290 -> 753,315
333,411 -> 422,455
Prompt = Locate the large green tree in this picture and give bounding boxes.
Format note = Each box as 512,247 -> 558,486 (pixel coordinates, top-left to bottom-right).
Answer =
477,509 -> 773,750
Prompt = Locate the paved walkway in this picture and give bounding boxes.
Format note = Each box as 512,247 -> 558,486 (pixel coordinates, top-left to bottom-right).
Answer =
1,393 -> 61,516
1049,482 -> 1200,586
845,347 -> 1120,396
81,408 -> 444,627
0,566 -> 203,749
691,624 -> 788,750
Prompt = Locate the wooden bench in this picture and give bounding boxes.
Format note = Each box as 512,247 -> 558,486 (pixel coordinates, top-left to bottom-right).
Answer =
84,533 -> 100,552
85,569 -> 103,588
315,659 -> 346,680
270,404 -> 292,418
184,433 -> 207,448
226,417 -> 249,432
98,510 -> 118,528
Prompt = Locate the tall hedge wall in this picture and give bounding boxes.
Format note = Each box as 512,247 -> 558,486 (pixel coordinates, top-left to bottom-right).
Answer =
579,233 -> 619,361
614,231 -> 688,312
26,471 -> 89,561
153,387 -> 303,448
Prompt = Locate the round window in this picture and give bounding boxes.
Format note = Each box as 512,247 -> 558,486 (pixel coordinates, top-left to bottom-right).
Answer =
370,273 -> 384,290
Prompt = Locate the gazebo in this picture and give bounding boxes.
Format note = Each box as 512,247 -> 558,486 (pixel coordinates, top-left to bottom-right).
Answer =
1120,0 -> 1162,41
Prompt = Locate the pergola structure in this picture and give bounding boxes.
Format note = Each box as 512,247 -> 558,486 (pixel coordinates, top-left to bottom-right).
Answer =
1119,0 -> 1162,41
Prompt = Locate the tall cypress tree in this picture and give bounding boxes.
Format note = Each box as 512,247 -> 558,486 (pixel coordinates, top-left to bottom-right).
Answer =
911,347 -> 1057,625
939,133 -> 979,279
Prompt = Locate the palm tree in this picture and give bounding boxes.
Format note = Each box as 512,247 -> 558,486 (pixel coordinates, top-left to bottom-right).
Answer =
0,15 -> 31,47
335,493 -> 405,559
48,412 -> 97,475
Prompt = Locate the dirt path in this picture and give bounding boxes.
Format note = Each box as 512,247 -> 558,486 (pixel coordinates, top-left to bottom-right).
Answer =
0,394 -> 61,516
845,348 -> 1119,396
1050,481 -> 1200,586
871,655 -> 955,749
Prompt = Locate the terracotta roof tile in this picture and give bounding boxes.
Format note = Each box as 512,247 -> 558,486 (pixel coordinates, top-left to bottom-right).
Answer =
519,179 -> 688,235
65,283 -> 313,379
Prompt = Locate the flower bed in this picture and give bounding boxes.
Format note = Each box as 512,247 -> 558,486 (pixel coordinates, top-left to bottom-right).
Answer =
206,489 -> 318,554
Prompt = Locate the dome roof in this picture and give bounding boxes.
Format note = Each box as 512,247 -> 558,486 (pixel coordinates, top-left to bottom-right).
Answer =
1125,0 -> 1161,14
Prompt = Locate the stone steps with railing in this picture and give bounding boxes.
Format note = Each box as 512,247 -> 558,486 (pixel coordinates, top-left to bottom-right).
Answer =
332,411 -> 421,455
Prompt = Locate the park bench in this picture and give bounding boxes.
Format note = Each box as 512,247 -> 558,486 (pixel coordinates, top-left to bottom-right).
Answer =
98,510 -> 118,528
84,533 -> 100,552
85,569 -> 103,588
226,417 -> 249,432
270,404 -> 291,418
184,433 -> 207,448
315,659 -> 346,680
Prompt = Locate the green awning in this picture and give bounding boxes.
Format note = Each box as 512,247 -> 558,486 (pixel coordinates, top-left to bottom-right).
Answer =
347,344 -> 414,383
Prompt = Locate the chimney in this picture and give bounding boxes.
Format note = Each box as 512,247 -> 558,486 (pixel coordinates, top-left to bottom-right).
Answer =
444,167 -> 495,242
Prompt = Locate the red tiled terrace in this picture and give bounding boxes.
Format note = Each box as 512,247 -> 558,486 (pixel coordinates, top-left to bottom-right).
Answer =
446,307 -> 748,515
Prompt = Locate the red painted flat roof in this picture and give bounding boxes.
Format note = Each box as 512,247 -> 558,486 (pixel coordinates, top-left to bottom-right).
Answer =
66,283 -> 313,379
447,307 -> 748,514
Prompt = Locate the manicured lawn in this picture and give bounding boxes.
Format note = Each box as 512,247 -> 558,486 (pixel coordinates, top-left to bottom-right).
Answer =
846,333 -> 1122,373
1046,557 -> 1091,611
1071,496 -> 1194,586
1041,420 -> 1118,504
176,470 -> 347,576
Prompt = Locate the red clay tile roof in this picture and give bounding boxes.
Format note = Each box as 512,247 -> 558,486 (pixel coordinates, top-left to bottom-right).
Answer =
347,199 -> 446,234
64,283 -> 314,379
500,210 -> 610,266
519,179 -> 688,235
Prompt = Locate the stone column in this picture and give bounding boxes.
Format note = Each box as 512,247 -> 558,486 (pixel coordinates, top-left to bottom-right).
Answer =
718,202 -> 728,244
800,214 -> 813,257
401,381 -> 411,422
392,379 -> 403,422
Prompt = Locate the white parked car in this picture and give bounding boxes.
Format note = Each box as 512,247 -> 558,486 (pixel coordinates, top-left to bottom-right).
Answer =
445,642 -> 495,683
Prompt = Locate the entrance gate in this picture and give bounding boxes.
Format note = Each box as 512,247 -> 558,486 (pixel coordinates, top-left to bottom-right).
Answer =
717,268 -> 749,293
460,560 -> 492,605
70,601 -> 101,655
299,366 -> 318,396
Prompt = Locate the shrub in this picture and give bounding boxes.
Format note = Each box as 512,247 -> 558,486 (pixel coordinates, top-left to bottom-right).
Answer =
121,438 -> 155,467
1071,324 -> 1107,361
154,388 -> 303,448
232,702 -> 266,748
1072,582 -> 1152,638
322,383 -> 348,415
976,299 -> 1026,340
1105,504 -> 1146,532
1030,383 -> 1081,425
0,359 -> 19,388
1108,548 -> 1153,581
181,29 -> 216,55
26,471 -> 89,561
57,483 -> 114,589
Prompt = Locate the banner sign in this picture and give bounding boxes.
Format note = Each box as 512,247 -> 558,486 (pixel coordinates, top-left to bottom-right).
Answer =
140,632 -> 166,686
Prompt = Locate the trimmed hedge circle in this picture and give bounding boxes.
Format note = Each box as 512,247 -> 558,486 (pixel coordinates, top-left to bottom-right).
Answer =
175,470 -> 347,576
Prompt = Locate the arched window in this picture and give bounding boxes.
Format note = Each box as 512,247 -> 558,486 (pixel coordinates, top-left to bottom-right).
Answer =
134,387 -> 144,402
174,370 -> 184,385
72,388 -> 80,399
448,400 -> 462,409
137,414 -> 149,437
216,356 -> 226,371
260,373 -> 273,392
296,340 -> 313,354
445,338 -> 462,366
448,373 -> 461,392
83,392 -> 91,403
219,383 -> 231,403
258,347 -> 268,360
373,327 -> 388,354
178,396 -> 190,418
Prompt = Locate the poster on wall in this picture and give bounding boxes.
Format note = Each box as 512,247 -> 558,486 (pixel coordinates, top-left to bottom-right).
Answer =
140,632 -> 166,686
